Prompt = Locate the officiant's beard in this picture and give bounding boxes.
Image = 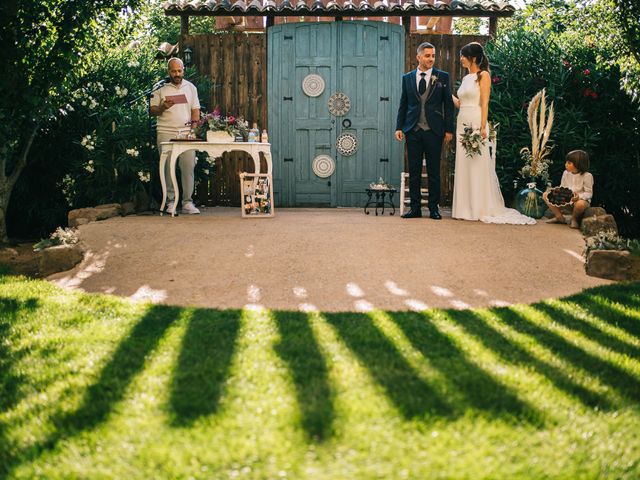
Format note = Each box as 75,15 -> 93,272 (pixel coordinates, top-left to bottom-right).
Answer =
170,74 -> 183,85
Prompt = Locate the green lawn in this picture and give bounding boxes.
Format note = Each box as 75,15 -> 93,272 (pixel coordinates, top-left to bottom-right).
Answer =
1,275 -> 639,479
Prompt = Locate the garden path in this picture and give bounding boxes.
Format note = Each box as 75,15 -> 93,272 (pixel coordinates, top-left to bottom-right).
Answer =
49,207 -> 609,311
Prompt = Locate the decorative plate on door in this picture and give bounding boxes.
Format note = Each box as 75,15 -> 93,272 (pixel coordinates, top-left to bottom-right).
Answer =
312,154 -> 335,178
336,133 -> 358,156
302,74 -> 325,97
328,92 -> 351,116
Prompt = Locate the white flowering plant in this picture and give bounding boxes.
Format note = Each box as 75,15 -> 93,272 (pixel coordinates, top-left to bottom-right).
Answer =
33,227 -> 80,251
583,230 -> 640,258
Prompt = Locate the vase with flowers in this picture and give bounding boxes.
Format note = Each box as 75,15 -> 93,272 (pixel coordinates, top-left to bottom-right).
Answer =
516,89 -> 555,219
196,106 -> 249,143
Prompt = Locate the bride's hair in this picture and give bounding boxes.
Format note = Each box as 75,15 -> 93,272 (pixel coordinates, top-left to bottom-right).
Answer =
460,42 -> 490,82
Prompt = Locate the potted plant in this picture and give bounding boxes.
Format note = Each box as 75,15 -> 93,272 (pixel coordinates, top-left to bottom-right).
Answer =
197,106 -> 249,142
515,89 -> 555,219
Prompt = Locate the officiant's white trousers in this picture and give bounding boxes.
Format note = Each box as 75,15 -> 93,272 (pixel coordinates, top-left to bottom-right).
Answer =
157,131 -> 196,204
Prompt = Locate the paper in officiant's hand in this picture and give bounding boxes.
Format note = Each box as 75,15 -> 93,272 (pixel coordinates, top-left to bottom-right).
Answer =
165,94 -> 188,104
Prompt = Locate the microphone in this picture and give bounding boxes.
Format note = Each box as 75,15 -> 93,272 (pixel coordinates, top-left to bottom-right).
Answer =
152,77 -> 170,91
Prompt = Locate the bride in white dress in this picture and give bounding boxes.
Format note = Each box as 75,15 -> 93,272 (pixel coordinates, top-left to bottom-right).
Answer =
452,42 -> 535,225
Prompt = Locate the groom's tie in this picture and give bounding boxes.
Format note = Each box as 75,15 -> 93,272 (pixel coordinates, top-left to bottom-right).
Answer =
418,72 -> 427,95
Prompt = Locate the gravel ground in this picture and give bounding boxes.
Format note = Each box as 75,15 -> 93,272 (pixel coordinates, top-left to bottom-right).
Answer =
48,207 -> 610,311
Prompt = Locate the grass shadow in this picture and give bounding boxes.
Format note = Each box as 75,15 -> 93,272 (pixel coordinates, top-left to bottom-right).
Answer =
0,297 -> 39,478
579,294 -> 640,341
538,301 -> 640,359
508,305 -> 640,403
0,303 -> 183,476
448,308 -> 614,410
169,309 -> 241,426
273,311 -> 335,442
324,312 -> 452,420
390,311 -> 544,425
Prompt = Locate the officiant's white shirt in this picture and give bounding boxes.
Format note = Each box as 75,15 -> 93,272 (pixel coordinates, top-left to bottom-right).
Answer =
151,79 -> 200,135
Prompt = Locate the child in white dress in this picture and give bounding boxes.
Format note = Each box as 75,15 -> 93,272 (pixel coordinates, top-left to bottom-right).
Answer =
543,150 -> 594,228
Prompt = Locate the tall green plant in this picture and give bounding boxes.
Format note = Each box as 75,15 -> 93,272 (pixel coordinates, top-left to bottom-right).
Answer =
0,0 -> 145,243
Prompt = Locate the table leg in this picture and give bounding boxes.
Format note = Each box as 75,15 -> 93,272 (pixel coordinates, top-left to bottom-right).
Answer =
159,150 -> 169,216
168,152 -> 179,217
389,191 -> 396,216
364,191 -> 374,215
263,151 -> 273,176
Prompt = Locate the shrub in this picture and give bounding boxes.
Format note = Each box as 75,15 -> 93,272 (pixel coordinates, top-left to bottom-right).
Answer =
487,29 -> 640,237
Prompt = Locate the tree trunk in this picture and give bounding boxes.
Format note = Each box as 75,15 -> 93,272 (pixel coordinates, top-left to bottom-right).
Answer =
0,126 -> 38,245
0,192 -> 8,244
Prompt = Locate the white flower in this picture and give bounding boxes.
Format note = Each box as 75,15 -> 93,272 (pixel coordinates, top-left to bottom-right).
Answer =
115,86 -> 128,98
126,148 -> 139,157
84,162 -> 95,173
203,168 -> 210,175
81,100 -> 87,106
66,104 -> 74,112
96,82 -> 104,92
127,60 -> 139,68
89,98 -> 98,110
137,171 -> 150,183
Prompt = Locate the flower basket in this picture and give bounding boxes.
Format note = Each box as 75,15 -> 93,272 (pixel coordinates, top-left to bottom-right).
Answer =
206,130 -> 234,143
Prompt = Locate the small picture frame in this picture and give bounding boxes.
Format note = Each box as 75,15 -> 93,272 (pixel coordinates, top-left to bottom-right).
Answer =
240,173 -> 275,218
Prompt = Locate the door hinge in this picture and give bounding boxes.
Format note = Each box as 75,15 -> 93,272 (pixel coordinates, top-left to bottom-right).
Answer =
284,158 -> 294,162
380,96 -> 389,101
283,96 -> 293,101
380,35 -> 389,40
284,35 -> 293,40
379,158 -> 389,162
327,180 -> 331,186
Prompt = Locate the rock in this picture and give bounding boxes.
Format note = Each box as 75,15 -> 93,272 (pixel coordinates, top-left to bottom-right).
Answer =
586,250 -> 640,281
583,206 -> 606,219
581,214 -> 618,237
0,245 -> 39,276
38,244 -> 84,277
68,204 -> 122,227
121,202 -> 136,216
94,203 -> 123,219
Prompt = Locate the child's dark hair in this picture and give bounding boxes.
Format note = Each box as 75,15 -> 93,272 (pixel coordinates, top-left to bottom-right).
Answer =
566,149 -> 590,173
460,42 -> 490,82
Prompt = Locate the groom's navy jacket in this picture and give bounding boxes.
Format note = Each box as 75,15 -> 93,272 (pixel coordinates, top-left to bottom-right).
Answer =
396,67 -> 455,137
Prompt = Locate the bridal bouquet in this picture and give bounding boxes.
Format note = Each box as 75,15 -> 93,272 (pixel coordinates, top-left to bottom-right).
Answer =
459,124 -> 484,158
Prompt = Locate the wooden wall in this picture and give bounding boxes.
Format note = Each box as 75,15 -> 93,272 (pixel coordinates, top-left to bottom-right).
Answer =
183,30 -> 488,207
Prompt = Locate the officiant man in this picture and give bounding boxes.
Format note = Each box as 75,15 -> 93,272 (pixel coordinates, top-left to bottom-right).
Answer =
150,57 -> 201,215
395,42 -> 454,219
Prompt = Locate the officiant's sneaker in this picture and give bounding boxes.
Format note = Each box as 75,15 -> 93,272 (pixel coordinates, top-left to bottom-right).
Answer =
182,201 -> 200,215
165,201 -> 176,215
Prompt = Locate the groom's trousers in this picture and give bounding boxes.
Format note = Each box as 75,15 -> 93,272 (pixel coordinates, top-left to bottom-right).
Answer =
406,128 -> 442,212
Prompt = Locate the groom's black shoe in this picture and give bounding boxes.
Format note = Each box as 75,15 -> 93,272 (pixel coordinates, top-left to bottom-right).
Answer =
429,210 -> 442,220
401,210 -> 422,219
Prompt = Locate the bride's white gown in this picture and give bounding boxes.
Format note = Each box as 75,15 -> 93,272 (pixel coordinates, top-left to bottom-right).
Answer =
452,74 -> 536,225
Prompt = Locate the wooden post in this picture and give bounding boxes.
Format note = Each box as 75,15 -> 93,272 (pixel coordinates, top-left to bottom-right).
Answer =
402,16 -> 411,35
266,16 -> 275,27
181,15 -> 190,36
489,17 -> 498,38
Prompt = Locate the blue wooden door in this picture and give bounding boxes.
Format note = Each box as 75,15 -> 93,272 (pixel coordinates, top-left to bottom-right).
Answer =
268,21 -> 404,207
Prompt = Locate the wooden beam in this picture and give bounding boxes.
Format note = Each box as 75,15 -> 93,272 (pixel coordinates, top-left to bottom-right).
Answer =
181,15 -> 190,35
489,17 -> 498,38
266,16 -> 274,27
402,16 -> 411,35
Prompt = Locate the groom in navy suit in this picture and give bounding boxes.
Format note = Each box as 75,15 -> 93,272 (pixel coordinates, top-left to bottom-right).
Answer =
395,42 -> 454,219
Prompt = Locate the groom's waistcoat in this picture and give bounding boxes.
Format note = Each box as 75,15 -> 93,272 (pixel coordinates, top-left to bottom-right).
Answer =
416,87 -> 431,131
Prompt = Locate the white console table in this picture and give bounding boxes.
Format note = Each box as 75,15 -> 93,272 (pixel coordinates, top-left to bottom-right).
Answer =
159,141 -> 273,217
